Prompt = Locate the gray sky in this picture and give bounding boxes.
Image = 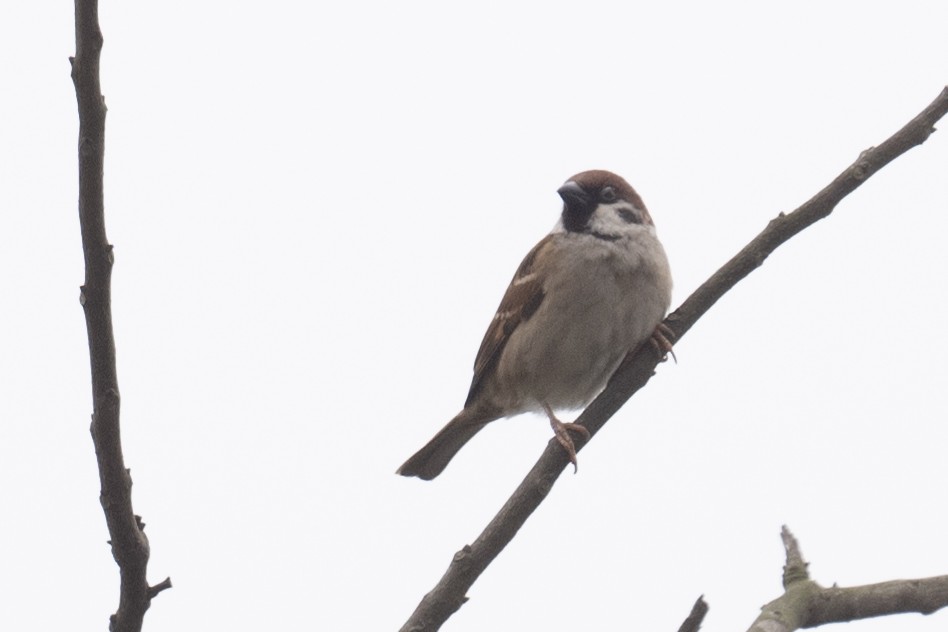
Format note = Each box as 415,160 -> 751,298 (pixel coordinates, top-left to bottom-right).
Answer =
3,2 -> 948,630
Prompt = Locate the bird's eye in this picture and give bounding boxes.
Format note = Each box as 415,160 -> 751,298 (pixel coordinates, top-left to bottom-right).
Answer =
600,186 -> 617,202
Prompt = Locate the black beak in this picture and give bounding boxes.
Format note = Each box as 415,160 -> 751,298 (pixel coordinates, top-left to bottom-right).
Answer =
557,181 -> 589,208
557,181 -> 594,232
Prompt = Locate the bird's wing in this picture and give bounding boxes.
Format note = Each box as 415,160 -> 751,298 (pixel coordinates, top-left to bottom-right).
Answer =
464,234 -> 554,407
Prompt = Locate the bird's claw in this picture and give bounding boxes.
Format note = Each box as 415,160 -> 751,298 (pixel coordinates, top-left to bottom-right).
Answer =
650,322 -> 676,363
544,404 -> 590,473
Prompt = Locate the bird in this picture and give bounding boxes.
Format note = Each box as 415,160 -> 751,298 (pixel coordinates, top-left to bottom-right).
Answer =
397,170 -> 673,480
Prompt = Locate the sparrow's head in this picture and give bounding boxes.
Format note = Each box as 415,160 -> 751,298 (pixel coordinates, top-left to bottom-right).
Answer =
556,170 -> 654,239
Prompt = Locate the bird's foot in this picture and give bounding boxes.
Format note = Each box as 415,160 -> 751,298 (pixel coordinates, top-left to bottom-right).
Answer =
543,404 -> 590,473
650,322 -> 677,363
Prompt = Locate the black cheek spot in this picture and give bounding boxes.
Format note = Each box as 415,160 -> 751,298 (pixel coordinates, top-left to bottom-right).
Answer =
617,208 -> 641,224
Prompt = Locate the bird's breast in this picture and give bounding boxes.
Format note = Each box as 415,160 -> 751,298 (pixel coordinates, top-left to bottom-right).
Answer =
493,232 -> 671,413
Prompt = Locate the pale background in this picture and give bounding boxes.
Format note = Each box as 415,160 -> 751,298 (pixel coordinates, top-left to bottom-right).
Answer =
2,2 -> 947,631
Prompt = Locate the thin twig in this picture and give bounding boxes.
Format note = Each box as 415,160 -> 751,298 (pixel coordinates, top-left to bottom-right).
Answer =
781,525 -> 809,587
71,1 -> 168,630
677,596 -> 710,632
400,86 -> 948,632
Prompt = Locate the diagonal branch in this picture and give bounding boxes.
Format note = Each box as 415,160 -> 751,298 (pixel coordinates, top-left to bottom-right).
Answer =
70,1 -> 170,630
399,86 -> 948,632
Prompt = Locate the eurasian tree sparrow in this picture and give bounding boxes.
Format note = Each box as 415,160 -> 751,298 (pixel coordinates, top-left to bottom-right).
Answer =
397,170 -> 673,480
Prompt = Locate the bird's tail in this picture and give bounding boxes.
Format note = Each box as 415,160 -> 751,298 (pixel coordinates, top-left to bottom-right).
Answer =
396,408 -> 495,480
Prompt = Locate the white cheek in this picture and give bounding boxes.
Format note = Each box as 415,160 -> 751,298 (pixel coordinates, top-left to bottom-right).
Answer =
588,202 -> 653,237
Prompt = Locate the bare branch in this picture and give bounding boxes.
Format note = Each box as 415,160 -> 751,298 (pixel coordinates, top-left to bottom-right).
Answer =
781,525 -> 809,587
677,596 -> 709,632
71,1 -> 168,629
806,577 -> 948,624
400,86 -> 948,631
748,529 -> 948,632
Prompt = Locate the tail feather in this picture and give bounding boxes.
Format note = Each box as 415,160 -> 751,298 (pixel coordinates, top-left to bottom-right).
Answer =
397,409 -> 494,480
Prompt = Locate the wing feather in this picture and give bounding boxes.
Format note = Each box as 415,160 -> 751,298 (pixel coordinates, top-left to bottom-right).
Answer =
464,235 -> 554,406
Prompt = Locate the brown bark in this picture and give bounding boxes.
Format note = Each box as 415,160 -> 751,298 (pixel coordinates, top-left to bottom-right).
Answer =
71,1 -> 170,629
